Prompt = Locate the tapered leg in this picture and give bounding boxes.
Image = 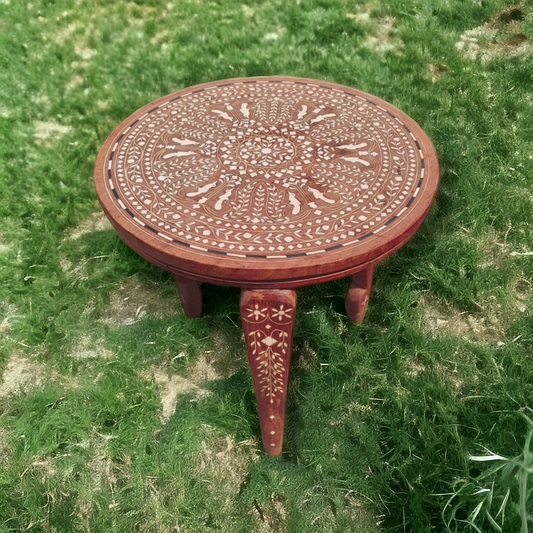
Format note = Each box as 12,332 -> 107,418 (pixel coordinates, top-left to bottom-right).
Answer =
174,274 -> 202,318
345,265 -> 374,324
240,289 -> 296,456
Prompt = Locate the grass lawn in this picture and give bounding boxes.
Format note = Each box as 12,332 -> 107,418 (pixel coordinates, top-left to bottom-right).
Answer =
1,0 -> 532,531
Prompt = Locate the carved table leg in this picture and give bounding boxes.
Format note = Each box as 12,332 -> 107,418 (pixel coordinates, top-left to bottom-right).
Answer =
240,289 -> 296,456
345,265 -> 374,325
174,274 -> 202,318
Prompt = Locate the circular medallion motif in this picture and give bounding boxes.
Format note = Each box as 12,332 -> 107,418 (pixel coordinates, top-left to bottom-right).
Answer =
239,135 -> 295,168
105,79 -> 428,258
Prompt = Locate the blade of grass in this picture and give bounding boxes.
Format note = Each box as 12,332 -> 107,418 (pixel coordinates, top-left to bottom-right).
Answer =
519,429 -> 532,533
470,500 -> 484,523
485,507 -> 503,533
494,487 -> 510,520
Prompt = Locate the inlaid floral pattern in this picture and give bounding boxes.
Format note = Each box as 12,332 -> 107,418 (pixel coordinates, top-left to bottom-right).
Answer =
242,298 -> 294,404
248,328 -> 289,403
107,79 -> 426,258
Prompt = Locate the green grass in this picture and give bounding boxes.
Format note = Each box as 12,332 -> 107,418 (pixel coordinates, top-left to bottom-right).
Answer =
0,0 -> 532,531
443,408 -> 533,532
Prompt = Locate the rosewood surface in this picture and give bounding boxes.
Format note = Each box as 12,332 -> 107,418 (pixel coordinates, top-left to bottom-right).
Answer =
94,76 -> 439,455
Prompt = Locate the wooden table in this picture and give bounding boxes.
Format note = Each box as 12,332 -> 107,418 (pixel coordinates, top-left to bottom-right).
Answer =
94,76 -> 439,455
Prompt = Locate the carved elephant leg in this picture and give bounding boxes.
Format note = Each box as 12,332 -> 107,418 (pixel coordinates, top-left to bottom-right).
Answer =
174,274 -> 202,318
240,288 -> 296,456
345,265 -> 374,325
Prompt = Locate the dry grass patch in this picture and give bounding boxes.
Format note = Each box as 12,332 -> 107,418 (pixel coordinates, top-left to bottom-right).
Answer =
363,16 -> 403,54
208,329 -> 248,378
23,454 -> 57,483
41,18 -> 83,46
194,425 -> 259,507
0,232 -> 11,254
510,274 -> 531,313
40,13 -> 96,60
66,212 -> 113,241
419,295 -> 504,345
99,276 -> 180,327
142,353 -> 222,423
0,350 -> 50,398
88,432 -> 119,494
433,227 -> 531,337
471,226 -> 512,270
293,340 -> 318,370
66,73 -> 84,92
0,302 -> 22,333
142,366 -> 210,423
296,486 -> 380,532
330,401 -> 373,429
33,120 -> 73,145
68,333 -> 114,360
0,427 -> 9,465
404,354 -> 467,396
428,63 -> 448,83
347,4 -> 403,54
186,351 -> 222,385
73,430 -> 128,524
342,492 -> 382,529
39,0 -> 162,57
59,211 -> 115,280
456,3 -> 532,62
251,493 -> 287,533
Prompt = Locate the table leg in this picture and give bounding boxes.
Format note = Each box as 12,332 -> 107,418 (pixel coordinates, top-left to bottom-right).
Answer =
240,288 -> 296,456
174,274 -> 202,318
345,265 -> 374,325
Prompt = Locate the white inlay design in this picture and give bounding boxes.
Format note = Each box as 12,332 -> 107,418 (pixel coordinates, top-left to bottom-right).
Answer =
244,302 -> 293,403
108,80 -> 424,257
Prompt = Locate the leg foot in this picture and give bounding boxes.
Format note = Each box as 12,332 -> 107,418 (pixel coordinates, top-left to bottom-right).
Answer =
174,275 -> 202,318
345,265 -> 374,324
240,289 -> 296,456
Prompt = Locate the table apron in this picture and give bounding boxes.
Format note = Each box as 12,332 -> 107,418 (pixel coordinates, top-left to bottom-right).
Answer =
132,238 -> 409,289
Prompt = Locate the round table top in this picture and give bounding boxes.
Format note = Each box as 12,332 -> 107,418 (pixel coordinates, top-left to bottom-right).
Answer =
95,76 -> 439,288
